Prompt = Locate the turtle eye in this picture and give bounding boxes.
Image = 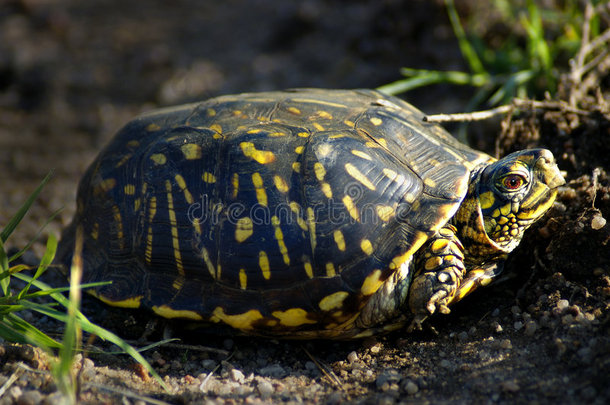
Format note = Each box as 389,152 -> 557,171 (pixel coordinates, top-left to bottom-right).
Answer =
501,174 -> 526,191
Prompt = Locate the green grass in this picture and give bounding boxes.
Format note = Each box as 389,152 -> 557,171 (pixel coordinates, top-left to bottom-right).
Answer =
0,174 -> 169,402
378,0 -> 595,110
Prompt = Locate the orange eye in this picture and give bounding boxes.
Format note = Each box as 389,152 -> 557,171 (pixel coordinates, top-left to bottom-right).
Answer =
502,174 -> 525,190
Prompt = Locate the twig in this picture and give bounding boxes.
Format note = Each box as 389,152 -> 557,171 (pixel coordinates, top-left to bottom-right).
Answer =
301,346 -> 342,388
424,98 -> 591,124
424,105 -> 512,122
0,366 -> 23,397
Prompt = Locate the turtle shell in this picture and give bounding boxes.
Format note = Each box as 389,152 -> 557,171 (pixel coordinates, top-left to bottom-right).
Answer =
58,89 -> 493,337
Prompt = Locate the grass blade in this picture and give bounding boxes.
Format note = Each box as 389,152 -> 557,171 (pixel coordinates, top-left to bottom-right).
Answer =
445,0 -> 485,75
0,172 -> 53,244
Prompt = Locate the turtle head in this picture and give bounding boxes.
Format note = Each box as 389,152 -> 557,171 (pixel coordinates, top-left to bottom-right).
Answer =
476,148 -> 564,251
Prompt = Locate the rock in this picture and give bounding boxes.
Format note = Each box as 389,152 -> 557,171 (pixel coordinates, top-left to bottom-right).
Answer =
258,363 -> 287,378
501,380 -> 520,392
230,368 -> 245,383
376,369 -> 401,391
402,379 -> 419,395
16,390 -> 42,405
347,351 -> 358,363
257,379 -> 274,399
524,321 -> 537,336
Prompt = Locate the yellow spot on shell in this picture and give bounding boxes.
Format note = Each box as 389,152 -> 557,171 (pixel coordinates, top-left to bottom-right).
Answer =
319,291 -> 349,311
210,123 -> 222,133
166,180 -> 184,276
150,154 -> 167,165
259,251 -> 270,279
152,305 -> 203,320
342,195 -> 360,221
321,182 -> 333,199
304,260 -> 314,278
307,207 -> 316,250
272,308 -> 316,327
370,117 -> 383,126
203,172 -> 216,183
377,138 -> 388,147
298,131 -> 310,138
252,172 -> 268,206
231,173 -> 239,198
382,168 -> 398,179
333,230 -> 346,252
273,175 -> 289,193
295,145 -> 305,154
424,178 -> 437,188
314,110 -> 333,119
314,162 -> 326,181
292,162 -> 301,172
351,150 -> 372,160
146,123 -> 161,132
361,269 -> 383,295
287,106 -> 302,115
289,201 -> 308,231
181,143 -> 202,160
123,184 -> 135,195
201,248 -> 217,279
239,268 -> 247,289
97,178 -> 117,193
235,217 -> 254,242
360,239 -> 373,255
240,142 -> 276,164
211,307 -> 263,330
90,222 -> 99,240
272,216 -> 290,265
313,122 -> 325,131
344,119 -> 355,127
325,262 -> 336,277
376,205 -> 395,222
345,163 -> 376,190
94,292 -> 142,309
207,108 -> 216,116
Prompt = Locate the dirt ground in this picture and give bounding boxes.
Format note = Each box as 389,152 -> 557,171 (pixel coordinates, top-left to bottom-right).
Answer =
0,1 -> 608,404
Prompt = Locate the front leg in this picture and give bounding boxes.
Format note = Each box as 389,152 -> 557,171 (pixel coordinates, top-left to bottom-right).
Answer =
407,225 -> 507,331
408,225 -> 466,330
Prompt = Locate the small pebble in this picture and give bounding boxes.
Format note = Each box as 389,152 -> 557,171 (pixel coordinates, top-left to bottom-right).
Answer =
491,321 -> 503,333
491,308 -> 501,317
439,359 -> 452,369
524,320 -> 537,336
457,331 -> 468,342
369,344 -> 382,354
556,299 -> 570,311
347,351 -> 358,363
230,368 -> 245,383
514,321 -> 524,331
304,361 -> 317,371
402,379 -> 419,395
16,390 -> 42,405
591,214 -> 606,230
257,380 -> 274,399
258,364 -> 286,378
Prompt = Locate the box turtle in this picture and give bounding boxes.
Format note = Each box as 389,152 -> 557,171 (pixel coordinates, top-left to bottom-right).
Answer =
58,89 -> 564,339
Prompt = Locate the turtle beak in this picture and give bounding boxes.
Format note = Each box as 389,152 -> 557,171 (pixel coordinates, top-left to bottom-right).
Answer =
535,149 -> 565,190
519,149 -> 564,217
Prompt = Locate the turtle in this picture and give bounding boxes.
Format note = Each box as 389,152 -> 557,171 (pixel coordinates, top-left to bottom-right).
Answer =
57,88 -> 564,339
